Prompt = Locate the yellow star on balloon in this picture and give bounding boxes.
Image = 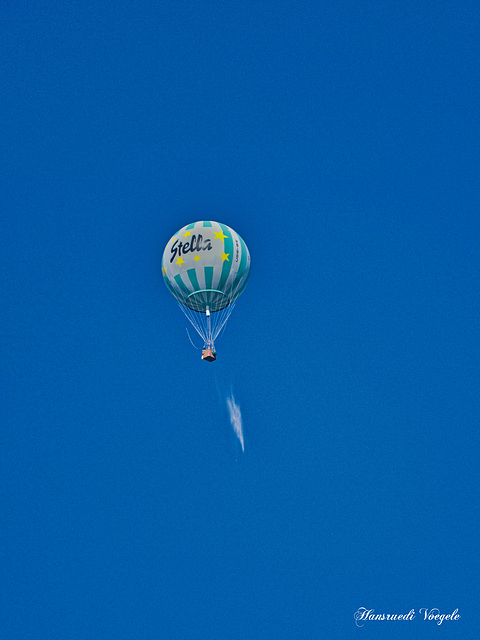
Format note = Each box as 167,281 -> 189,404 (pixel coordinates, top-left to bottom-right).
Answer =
220,251 -> 229,262
176,256 -> 185,267
214,230 -> 228,241
162,266 -> 167,275
194,255 -> 201,262
184,230 -> 192,237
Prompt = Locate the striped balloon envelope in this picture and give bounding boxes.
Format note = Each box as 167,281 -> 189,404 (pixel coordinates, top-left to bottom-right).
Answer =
162,221 -> 250,312
162,221 -> 251,355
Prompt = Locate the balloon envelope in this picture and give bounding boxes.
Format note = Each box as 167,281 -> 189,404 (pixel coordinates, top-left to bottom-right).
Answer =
162,221 -> 251,313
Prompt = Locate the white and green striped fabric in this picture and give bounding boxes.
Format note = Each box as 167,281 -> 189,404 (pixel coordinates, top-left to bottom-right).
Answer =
162,221 -> 251,313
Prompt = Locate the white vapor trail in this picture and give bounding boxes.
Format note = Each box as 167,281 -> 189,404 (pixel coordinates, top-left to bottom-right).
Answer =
226,393 -> 244,452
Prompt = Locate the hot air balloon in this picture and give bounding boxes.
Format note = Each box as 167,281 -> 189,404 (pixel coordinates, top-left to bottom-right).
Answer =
162,221 -> 251,361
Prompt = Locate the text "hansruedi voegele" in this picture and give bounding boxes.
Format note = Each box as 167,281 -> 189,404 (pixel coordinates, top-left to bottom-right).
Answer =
354,607 -> 460,626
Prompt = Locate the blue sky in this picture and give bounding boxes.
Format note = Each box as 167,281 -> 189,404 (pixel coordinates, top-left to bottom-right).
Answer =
2,1 -> 479,638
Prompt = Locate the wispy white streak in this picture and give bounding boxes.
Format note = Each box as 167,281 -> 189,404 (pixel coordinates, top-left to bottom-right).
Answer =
226,394 -> 244,452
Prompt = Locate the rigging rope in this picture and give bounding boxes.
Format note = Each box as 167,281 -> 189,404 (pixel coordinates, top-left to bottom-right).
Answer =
177,276 -> 246,348
185,327 -> 200,349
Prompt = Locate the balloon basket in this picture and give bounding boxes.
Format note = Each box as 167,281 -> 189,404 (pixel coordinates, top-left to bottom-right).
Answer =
201,348 -> 216,362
